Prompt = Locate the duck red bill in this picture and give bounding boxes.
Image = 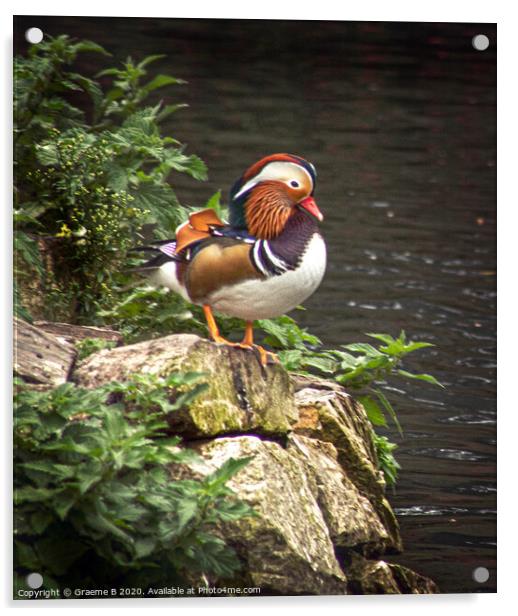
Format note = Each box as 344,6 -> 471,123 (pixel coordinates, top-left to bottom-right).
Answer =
299,196 -> 324,221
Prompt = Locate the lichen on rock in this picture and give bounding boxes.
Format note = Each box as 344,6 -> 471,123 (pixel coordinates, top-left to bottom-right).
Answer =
286,434 -> 391,554
171,435 -> 348,595
74,333 -> 297,437
292,382 -> 403,553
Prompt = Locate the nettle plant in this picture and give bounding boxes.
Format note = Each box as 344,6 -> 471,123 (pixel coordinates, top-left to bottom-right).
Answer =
14,373 -> 256,591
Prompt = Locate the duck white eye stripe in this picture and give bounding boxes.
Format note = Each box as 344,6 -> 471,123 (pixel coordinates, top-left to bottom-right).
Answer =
294,164 -> 314,190
233,161 -> 314,200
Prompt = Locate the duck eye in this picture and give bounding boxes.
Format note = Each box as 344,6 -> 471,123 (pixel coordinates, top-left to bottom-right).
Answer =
290,180 -> 300,188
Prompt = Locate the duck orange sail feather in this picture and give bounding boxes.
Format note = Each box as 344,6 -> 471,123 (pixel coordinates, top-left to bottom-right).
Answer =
174,208 -> 226,254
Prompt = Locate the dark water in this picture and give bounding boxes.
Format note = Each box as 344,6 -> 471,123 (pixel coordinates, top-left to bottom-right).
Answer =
15,17 -> 497,593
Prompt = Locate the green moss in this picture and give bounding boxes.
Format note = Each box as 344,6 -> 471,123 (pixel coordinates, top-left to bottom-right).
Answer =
161,339 -> 296,437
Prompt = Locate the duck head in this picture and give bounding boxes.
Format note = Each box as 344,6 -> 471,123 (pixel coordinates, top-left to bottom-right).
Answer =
229,153 -> 323,239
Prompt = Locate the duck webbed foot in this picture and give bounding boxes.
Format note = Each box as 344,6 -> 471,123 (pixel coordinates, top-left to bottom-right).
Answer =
203,309 -> 279,366
240,321 -> 279,366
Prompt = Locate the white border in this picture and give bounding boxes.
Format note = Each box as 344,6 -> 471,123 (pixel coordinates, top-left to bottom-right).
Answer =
3,1 -> 515,613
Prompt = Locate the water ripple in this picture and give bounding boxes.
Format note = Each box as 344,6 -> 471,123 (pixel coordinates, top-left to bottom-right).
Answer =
395,505 -> 496,517
436,411 -> 496,426
406,447 -> 487,461
452,484 -> 496,495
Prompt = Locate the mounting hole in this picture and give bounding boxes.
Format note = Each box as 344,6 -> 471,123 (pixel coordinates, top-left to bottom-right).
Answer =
472,34 -> 489,51
472,566 -> 490,583
26,572 -> 43,589
25,27 -> 44,44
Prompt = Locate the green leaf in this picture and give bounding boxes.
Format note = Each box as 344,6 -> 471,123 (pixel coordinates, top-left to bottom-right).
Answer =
137,54 -> 166,69
143,74 -> 186,93
53,489 -> 78,520
14,541 -> 40,570
397,369 -> 444,388
131,181 -> 183,229
365,333 -> 396,345
35,143 -> 59,165
214,499 -> 257,522
373,388 -> 403,436
134,536 -> 157,559
171,382 -> 209,411
30,510 -> 54,534
258,318 -> 291,348
14,486 -> 58,504
71,40 -> 111,56
204,190 -> 228,219
69,73 -> 105,110
401,341 -> 435,352
176,499 -> 199,533
258,315 -> 322,351
96,67 -> 122,78
301,354 -> 337,374
162,151 -> 208,181
357,395 -> 387,427
20,461 -> 75,481
105,163 -> 131,192
204,456 -> 253,494
156,103 -> 189,123
344,342 -> 383,357
87,508 -> 134,546
372,434 -> 401,487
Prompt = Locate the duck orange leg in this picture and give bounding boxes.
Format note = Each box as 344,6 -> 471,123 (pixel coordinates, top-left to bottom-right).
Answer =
203,309 -> 277,366
203,305 -> 234,345
241,321 -> 255,347
241,321 -> 279,366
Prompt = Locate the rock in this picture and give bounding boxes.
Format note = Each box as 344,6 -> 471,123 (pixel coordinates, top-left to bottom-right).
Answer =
292,381 -> 382,493
292,383 -> 403,553
388,563 -> 440,594
286,434 -> 391,555
345,553 -> 401,594
344,552 -> 439,594
14,324 -> 438,594
13,317 -> 76,388
74,334 -> 297,437
34,321 -> 123,346
169,435 -> 348,595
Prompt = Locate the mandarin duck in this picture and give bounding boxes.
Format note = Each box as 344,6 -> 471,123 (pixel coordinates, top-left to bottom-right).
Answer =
137,153 -> 326,364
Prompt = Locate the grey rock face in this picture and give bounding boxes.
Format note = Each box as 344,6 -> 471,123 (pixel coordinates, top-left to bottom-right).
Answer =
15,324 -> 438,595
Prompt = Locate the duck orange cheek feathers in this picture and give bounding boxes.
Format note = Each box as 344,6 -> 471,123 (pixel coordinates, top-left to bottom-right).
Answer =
136,153 -> 326,365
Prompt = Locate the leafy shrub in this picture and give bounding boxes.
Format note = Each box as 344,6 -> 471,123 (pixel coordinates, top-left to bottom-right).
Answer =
14,374 -> 255,592
14,35 -> 206,322
372,434 -> 401,488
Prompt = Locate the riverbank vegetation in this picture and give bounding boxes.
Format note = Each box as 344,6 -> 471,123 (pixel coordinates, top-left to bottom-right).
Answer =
14,34 -> 442,590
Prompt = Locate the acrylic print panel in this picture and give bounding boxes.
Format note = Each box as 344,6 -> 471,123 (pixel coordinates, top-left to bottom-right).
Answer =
13,15 -> 496,598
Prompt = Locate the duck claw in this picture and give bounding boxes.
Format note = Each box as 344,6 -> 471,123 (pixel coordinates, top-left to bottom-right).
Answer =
211,335 -> 239,346
210,339 -> 275,365
250,344 -> 279,367
203,307 -> 278,366
219,341 -> 277,366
